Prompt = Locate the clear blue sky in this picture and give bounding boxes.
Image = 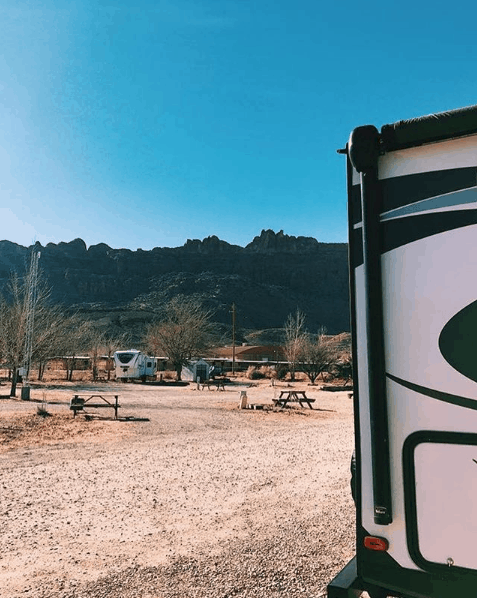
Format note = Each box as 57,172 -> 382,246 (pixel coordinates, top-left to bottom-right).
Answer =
2,0 -> 476,250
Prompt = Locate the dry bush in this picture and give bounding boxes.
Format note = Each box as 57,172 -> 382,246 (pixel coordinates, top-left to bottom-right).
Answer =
275,365 -> 288,380
161,370 -> 177,380
328,350 -> 353,383
258,365 -> 276,379
36,404 -> 51,418
246,366 -> 264,380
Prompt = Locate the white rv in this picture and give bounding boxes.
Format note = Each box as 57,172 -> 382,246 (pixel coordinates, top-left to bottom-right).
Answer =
328,105 -> 477,598
113,350 -> 157,382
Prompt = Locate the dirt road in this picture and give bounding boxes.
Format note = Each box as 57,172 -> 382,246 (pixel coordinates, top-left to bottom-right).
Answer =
0,379 -> 355,598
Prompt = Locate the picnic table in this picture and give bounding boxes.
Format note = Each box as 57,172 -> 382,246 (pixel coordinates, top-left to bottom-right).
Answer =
69,394 -> 121,419
273,390 -> 315,409
200,380 -> 226,391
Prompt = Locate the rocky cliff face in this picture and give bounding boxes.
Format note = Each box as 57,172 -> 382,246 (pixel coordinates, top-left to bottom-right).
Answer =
0,230 -> 350,337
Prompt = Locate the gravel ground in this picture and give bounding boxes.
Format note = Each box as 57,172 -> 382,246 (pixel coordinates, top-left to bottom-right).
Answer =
0,378 -> 356,598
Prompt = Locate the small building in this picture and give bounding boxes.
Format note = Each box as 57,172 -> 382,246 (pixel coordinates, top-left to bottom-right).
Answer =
181,359 -> 211,382
50,356 -> 92,371
212,345 -> 285,363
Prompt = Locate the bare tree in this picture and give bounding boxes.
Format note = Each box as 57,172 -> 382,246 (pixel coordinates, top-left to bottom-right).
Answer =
0,261 -> 56,397
298,327 -> 339,385
328,349 -> 353,383
100,331 -> 130,381
33,306 -> 77,381
85,328 -> 129,381
143,296 -> 215,380
0,262 -> 66,394
61,319 -> 93,382
0,257 -> 103,390
0,278 -> 25,396
284,309 -> 307,381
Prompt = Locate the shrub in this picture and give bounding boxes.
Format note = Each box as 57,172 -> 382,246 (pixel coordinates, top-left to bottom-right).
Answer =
36,404 -> 50,417
258,365 -> 276,379
246,366 -> 264,380
162,370 -> 177,380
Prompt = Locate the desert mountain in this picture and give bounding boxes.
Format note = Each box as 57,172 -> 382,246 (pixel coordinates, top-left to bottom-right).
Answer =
0,230 -> 349,341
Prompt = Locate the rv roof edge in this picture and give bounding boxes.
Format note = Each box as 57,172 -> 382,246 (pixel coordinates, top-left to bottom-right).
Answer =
381,103 -> 477,151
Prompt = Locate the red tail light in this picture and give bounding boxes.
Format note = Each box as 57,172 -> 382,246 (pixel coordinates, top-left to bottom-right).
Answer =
364,536 -> 389,551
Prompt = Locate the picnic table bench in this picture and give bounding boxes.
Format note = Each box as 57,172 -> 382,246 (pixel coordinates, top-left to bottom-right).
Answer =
273,390 -> 315,409
200,380 -> 226,391
69,394 -> 121,419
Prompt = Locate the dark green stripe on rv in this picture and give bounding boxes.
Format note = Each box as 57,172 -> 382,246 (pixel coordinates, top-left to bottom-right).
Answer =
352,209 -> 477,268
439,300 -> 477,383
350,167 -> 477,225
386,373 -> 477,411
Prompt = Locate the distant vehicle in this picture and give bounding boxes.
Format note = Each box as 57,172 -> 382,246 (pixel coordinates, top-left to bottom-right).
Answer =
113,350 -> 157,382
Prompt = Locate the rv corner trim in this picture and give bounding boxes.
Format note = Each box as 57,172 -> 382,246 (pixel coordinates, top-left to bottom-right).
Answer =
348,125 -> 380,174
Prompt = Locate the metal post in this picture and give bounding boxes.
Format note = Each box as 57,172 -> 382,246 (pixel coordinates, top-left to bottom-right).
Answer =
231,303 -> 236,374
21,250 -> 40,400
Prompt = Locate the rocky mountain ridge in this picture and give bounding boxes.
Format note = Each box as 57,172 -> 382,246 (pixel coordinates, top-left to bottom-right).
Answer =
0,230 -> 350,339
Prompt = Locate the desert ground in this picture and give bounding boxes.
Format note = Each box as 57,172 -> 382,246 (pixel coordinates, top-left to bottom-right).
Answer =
0,374 -> 356,598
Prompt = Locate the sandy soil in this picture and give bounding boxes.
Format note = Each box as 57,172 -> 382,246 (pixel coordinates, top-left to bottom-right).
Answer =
0,377 -> 356,598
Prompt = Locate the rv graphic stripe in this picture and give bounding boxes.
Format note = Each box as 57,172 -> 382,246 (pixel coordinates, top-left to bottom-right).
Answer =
386,373 -> 477,411
350,167 -> 476,225
380,167 -> 477,213
439,299 -> 477,383
381,187 -> 477,222
382,210 -> 477,254
351,211 -> 477,268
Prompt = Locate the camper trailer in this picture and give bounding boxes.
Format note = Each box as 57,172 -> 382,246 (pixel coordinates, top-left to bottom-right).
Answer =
113,350 -> 157,382
328,105 -> 477,598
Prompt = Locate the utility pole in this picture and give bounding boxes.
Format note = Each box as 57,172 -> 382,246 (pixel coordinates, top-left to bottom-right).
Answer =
230,303 -> 236,374
21,250 -> 40,400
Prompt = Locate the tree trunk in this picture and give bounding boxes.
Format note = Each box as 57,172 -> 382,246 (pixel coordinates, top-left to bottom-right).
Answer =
67,357 -> 76,382
10,366 -> 18,397
38,360 -> 49,381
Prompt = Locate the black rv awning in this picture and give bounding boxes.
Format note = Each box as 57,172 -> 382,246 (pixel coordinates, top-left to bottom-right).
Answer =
381,104 -> 477,151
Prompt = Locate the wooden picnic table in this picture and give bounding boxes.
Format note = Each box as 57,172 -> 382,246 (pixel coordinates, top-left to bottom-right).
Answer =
69,394 -> 121,419
273,390 -> 315,409
200,380 -> 226,391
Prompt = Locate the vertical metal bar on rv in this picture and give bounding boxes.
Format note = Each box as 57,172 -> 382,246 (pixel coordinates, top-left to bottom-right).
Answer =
349,126 -> 393,525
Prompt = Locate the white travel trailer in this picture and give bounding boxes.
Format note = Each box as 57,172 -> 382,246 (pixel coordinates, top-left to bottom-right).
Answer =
113,350 -> 157,382
328,105 -> 477,598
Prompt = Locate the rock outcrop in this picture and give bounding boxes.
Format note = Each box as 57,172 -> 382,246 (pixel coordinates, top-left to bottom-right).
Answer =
0,231 -> 350,337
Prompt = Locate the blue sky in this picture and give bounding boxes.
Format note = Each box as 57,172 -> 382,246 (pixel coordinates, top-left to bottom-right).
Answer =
2,0 -> 477,250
